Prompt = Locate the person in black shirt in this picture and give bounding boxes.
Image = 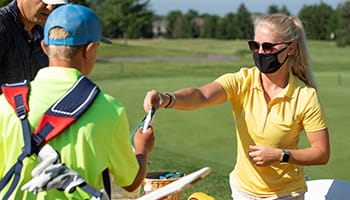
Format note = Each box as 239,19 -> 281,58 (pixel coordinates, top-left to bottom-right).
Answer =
0,0 -> 67,91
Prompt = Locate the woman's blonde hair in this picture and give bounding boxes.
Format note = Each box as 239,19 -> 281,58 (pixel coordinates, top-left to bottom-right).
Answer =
45,27 -> 84,61
254,14 -> 316,88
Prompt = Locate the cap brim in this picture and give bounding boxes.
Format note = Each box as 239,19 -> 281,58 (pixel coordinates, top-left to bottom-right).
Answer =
101,37 -> 112,44
42,0 -> 68,4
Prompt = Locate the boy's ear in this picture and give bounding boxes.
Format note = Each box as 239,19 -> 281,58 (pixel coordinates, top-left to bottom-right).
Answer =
83,42 -> 96,59
41,40 -> 48,55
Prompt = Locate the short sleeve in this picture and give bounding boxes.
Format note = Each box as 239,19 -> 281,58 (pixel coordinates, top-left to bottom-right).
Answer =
108,107 -> 139,187
302,90 -> 327,132
215,73 -> 237,101
215,68 -> 255,102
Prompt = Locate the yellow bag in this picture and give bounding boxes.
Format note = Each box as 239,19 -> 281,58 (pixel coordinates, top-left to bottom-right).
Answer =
188,192 -> 216,200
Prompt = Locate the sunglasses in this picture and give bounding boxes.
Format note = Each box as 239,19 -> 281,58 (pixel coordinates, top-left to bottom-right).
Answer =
248,40 -> 292,54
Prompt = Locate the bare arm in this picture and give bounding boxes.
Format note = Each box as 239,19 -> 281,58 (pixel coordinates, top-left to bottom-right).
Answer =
249,128 -> 330,166
143,81 -> 227,112
289,128 -> 330,165
123,127 -> 155,192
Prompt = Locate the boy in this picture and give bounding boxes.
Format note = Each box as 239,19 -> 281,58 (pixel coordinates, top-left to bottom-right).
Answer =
0,4 -> 154,199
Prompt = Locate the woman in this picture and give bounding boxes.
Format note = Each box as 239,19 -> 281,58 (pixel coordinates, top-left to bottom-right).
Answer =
143,14 -> 330,199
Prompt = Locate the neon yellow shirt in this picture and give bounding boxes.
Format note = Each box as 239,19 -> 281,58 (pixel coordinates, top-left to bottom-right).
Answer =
0,67 -> 139,200
215,67 -> 327,197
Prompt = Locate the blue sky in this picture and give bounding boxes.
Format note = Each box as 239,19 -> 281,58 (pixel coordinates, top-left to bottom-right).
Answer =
149,0 -> 348,16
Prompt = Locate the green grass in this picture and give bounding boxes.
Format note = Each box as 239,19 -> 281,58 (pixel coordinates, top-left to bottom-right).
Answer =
92,39 -> 350,199
98,39 -> 250,58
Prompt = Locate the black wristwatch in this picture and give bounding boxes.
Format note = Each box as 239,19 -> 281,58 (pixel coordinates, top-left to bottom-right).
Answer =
280,149 -> 290,163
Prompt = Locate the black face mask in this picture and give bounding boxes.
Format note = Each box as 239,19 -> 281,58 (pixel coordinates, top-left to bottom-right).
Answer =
253,47 -> 289,74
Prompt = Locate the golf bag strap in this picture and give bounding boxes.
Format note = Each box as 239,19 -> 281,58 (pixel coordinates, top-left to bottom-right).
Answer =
0,80 -> 32,200
31,76 -> 100,148
79,168 -> 110,198
102,169 -> 111,199
0,76 -> 102,199
80,183 -> 104,198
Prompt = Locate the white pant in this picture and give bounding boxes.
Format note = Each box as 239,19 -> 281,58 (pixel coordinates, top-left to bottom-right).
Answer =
230,179 -> 305,200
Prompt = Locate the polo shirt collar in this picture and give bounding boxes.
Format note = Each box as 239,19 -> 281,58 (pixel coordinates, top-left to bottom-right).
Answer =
35,67 -> 82,83
252,67 -> 263,91
277,72 -> 295,99
252,67 -> 297,99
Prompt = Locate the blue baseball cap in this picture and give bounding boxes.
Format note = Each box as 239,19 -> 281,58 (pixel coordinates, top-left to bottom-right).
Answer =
44,4 -> 112,46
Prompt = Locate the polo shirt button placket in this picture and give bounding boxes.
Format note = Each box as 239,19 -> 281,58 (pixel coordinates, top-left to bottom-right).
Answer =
261,105 -> 271,133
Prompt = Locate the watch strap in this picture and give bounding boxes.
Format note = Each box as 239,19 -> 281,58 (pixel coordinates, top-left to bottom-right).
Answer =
281,149 -> 290,163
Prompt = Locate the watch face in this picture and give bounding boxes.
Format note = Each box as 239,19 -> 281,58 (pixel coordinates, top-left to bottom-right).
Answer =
282,149 -> 290,163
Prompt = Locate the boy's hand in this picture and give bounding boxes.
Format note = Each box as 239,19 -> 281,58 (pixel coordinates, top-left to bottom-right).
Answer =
134,127 -> 155,155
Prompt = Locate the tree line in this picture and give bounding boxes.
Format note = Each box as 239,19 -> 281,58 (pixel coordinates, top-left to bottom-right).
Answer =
1,0 -> 349,46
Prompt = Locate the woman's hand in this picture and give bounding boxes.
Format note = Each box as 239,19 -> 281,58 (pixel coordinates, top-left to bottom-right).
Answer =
143,90 -> 170,112
248,145 -> 282,166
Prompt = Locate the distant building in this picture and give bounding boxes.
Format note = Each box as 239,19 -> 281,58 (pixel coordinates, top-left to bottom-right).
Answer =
151,18 -> 204,38
193,18 -> 204,27
152,20 -> 167,37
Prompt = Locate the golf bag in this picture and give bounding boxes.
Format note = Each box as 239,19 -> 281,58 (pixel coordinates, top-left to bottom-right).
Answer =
0,76 -> 111,200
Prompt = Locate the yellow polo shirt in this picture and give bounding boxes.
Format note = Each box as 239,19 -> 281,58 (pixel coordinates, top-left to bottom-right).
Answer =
0,67 -> 139,200
215,67 -> 327,197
